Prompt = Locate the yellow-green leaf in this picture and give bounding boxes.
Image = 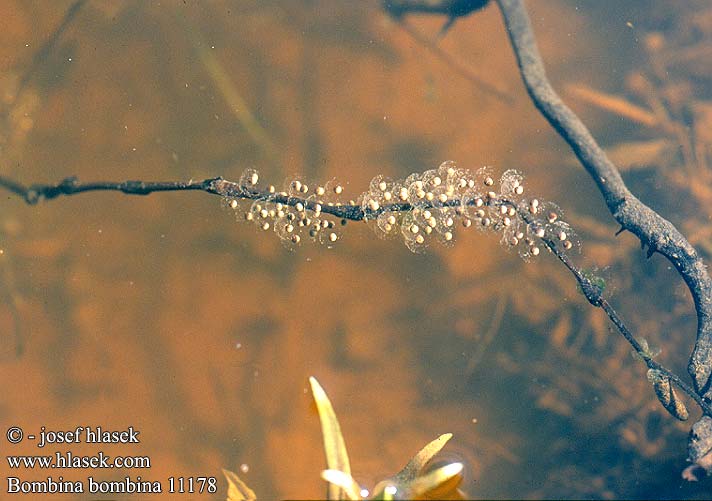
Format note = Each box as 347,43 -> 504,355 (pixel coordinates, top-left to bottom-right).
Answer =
222,468 -> 257,501
406,462 -> 464,499
310,376 -> 352,500
393,433 -> 453,484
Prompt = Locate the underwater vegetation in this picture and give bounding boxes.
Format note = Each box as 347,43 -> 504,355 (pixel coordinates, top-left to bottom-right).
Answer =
224,377 -> 466,500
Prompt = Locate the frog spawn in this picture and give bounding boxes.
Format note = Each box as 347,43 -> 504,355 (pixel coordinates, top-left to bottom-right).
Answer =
225,163 -> 581,259
363,163 -> 493,252
514,198 -> 581,260
364,162 -> 580,259
364,162 -> 480,253
470,188 -> 580,261
224,170 -> 346,250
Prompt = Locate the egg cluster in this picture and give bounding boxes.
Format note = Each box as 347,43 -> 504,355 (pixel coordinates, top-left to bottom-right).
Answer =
223,168 -> 350,250
224,162 -> 580,259
362,162 -> 479,253
362,161 -> 579,259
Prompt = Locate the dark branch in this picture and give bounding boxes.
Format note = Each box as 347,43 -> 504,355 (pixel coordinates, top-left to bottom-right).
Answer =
15,0 -> 87,99
0,176 -> 222,205
0,175 -> 370,221
394,19 -> 512,101
383,0 -> 490,19
495,0 -> 712,402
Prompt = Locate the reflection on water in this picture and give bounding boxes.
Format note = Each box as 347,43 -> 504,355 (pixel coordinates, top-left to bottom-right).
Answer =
0,0 -> 711,499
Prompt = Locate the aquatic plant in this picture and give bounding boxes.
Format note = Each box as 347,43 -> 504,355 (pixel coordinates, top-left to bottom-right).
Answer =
222,377 -> 465,500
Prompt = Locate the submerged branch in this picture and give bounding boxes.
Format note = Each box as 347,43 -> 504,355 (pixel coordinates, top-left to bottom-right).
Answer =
0,175 -> 367,221
536,222 -> 712,417
494,0 -> 712,402
395,19 -> 512,102
16,0 -> 87,95
0,176 -> 223,205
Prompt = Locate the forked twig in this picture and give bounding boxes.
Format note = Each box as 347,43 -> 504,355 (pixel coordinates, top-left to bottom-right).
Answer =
494,0 -> 712,401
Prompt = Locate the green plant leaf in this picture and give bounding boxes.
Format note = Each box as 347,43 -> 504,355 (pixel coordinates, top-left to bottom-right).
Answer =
222,468 -> 257,501
310,376 -> 352,500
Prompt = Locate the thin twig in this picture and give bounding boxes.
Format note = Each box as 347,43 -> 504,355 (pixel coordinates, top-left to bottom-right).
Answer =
396,19 -> 512,102
15,0 -> 87,99
0,175 -> 368,219
532,217 -> 712,417
0,176 -> 221,204
466,292 -> 507,374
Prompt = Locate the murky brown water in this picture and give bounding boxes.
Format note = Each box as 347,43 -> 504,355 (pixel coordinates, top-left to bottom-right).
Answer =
1,1 -> 711,499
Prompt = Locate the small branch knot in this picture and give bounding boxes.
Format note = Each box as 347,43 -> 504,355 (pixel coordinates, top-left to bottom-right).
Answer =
24,189 -> 40,205
580,276 -> 603,307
